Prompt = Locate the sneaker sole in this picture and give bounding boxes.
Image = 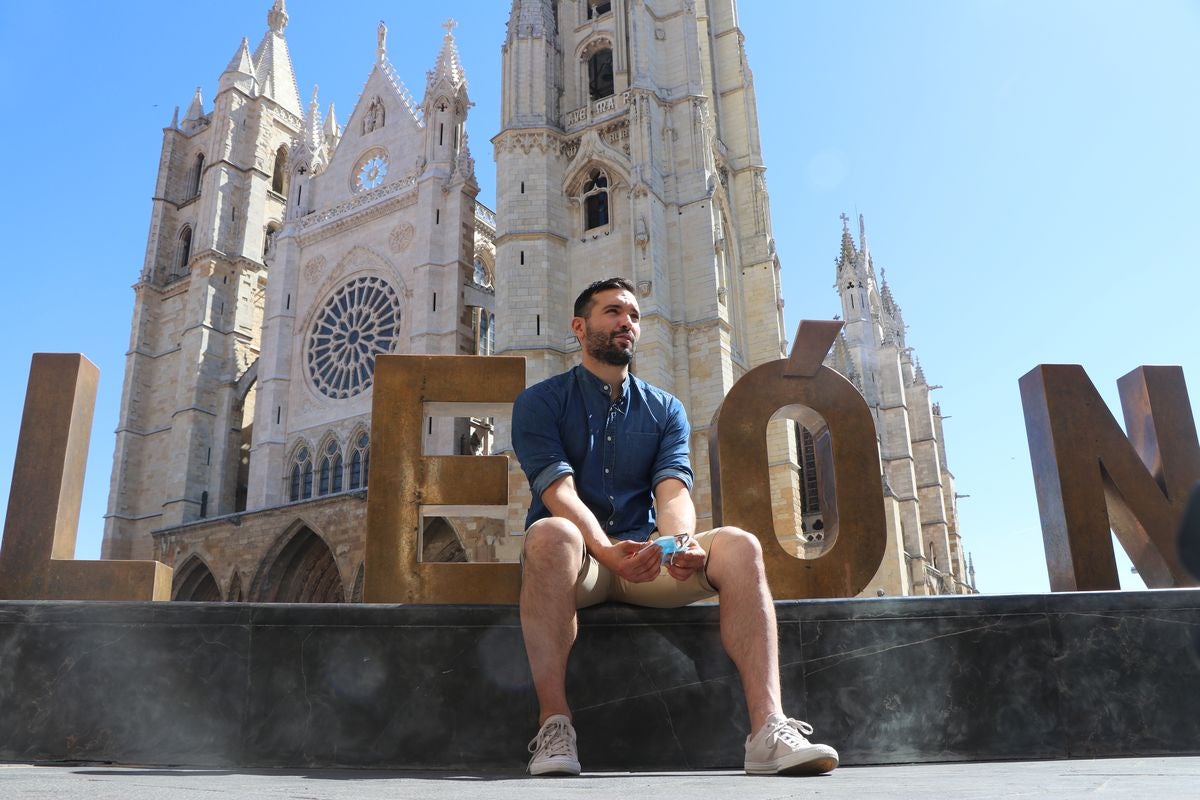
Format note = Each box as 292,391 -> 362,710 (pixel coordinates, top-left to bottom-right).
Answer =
529,758 -> 581,777
746,754 -> 839,776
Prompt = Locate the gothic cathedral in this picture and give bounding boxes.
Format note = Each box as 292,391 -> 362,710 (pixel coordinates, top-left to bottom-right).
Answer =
102,0 -> 971,602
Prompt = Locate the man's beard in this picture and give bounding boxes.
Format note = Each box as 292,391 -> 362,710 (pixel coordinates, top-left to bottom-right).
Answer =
584,324 -> 635,366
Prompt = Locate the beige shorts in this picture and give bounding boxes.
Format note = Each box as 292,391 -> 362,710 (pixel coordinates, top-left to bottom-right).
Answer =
524,528 -> 720,609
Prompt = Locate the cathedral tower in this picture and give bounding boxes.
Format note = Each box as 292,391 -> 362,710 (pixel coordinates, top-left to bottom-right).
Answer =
493,0 -> 800,533
104,1 -> 304,559
825,215 -> 974,595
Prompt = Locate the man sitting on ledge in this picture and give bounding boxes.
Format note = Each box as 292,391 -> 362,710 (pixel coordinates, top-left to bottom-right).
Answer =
511,277 -> 838,777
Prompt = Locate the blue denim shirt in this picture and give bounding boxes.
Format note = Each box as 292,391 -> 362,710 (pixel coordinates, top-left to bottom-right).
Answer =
511,365 -> 694,542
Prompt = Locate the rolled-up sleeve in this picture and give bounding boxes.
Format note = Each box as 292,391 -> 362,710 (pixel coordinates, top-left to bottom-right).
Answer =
511,386 -> 575,499
651,397 -> 693,491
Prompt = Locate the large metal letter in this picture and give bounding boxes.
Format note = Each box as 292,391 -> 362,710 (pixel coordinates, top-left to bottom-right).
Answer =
1020,364 -> 1199,591
709,321 -> 887,598
0,353 -> 172,600
365,355 -> 525,603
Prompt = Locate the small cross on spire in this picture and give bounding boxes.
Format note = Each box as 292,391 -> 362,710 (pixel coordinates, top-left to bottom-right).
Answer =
839,212 -> 850,230
442,18 -> 458,36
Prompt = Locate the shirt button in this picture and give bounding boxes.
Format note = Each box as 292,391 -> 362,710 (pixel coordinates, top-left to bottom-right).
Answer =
608,520 -> 614,526
605,468 -> 610,473
606,436 -> 612,441
603,384 -> 610,392
608,495 -> 614,500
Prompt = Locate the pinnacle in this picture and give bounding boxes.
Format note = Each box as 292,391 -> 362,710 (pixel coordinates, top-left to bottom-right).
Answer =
184,86 -> 205,121
428,18 -> 466,89
225,37 -> 254,75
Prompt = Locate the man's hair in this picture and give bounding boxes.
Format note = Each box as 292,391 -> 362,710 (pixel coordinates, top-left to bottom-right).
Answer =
573,277 -> 636,318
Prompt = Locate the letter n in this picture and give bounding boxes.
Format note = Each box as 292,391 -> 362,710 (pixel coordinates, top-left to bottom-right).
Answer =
1020,364 -> 1200,591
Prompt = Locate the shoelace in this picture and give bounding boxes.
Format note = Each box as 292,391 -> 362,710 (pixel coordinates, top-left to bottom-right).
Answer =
765,717 -> 814,749
528,719 -> 575,760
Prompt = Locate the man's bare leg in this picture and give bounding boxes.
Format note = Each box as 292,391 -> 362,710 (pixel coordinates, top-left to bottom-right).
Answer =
520,518 -> 584,724
703,527 -> 783,732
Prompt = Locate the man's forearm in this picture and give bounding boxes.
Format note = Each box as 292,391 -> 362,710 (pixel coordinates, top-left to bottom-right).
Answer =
654,478 -> 697,537
541,475 -> 613,557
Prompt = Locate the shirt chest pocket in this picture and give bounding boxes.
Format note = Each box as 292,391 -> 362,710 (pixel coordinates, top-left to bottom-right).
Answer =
613,431 -> 659,488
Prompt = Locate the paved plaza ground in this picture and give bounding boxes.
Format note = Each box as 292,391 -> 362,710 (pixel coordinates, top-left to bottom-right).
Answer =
2,757 -> 1197,799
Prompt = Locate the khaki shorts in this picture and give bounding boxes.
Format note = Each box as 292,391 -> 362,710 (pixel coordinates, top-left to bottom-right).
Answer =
524,528 -> 720,609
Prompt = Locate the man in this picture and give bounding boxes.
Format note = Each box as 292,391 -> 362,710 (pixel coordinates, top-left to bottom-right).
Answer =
511,277 -> 838,777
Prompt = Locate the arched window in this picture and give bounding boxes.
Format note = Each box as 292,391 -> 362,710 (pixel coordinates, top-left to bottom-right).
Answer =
588,48 -> 615,101
263,223 -> 280,260
272,145 -> 288,194
318,438 -> 343,496
289,446 -> 314,502
349,431 -> 370,490
191,153 -> 205,199
582,168 -> 610,231
174,226 -> 193,278
587,0 -> 612,20
478,310 -> 497,356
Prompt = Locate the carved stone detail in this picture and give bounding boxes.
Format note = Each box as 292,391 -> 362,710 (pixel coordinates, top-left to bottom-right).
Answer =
389,223 -> 415,253
304,255 -> 327,283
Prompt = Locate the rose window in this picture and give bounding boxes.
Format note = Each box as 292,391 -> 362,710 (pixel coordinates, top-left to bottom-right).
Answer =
306,276 -> 401,399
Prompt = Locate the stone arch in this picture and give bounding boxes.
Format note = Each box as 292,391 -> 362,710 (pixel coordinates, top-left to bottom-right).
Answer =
272,144 -> 289,194
422,517 -> 468,563
227,570 -> 244,602
173,555 -> 221,602
249,521 -> 346,603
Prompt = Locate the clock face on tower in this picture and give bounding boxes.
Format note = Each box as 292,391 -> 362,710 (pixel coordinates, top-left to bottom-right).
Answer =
354,150 -> 389,192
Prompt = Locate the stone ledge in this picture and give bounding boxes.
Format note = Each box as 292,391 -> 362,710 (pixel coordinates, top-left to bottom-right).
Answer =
0,590 -> 1197,770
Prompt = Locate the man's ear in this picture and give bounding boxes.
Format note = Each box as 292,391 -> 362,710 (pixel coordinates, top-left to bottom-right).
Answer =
570,315 -> 585,340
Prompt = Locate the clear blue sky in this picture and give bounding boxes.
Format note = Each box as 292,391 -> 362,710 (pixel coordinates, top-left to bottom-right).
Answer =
0,1 -> 1196,594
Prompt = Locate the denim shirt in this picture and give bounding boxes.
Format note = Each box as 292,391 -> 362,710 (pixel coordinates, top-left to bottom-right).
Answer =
511,365 -> 693,542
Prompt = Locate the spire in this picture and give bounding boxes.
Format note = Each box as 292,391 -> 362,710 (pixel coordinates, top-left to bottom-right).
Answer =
859,213 -> 870,260
299,85 -> 322,153
184,86 -> 204,121
180,86 -> 208,134
836,212 -> 857,271
169,105 -> 179,129
323,102 -> 339,138
428,19 -> 466,89
220,37 -> 257,95
914,357 -> 927,385
252,0 -> 303,118
377,20 -> 387,64
225,37 -> 254,74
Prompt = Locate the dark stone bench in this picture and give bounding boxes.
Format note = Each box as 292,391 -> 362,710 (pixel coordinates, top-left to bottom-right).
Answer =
1,590 -> 1198,769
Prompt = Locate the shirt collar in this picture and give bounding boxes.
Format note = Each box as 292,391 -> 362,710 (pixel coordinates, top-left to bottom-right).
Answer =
574,364 -> 631,404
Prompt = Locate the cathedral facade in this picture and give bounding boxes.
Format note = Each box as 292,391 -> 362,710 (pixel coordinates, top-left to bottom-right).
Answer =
101,0 -> 964,603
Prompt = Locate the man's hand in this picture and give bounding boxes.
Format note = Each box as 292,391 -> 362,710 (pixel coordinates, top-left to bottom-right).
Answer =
599,539 -> 663,584
665,536 -> 706,582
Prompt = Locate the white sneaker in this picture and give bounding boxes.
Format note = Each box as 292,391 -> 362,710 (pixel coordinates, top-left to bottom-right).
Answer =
526,714 -> 581,776
744,713 -> 839,775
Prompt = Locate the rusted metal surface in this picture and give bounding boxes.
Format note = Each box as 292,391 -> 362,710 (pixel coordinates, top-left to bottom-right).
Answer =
783,320 -> 845,378
709,321 -> 887,598
1020,364 -> 1200,591
0,353 -> 171,600
364,355 -> 525,604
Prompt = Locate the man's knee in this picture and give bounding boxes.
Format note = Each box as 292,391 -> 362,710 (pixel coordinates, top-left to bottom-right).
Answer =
710,526 -> 765,569
523,518 -> 585,569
